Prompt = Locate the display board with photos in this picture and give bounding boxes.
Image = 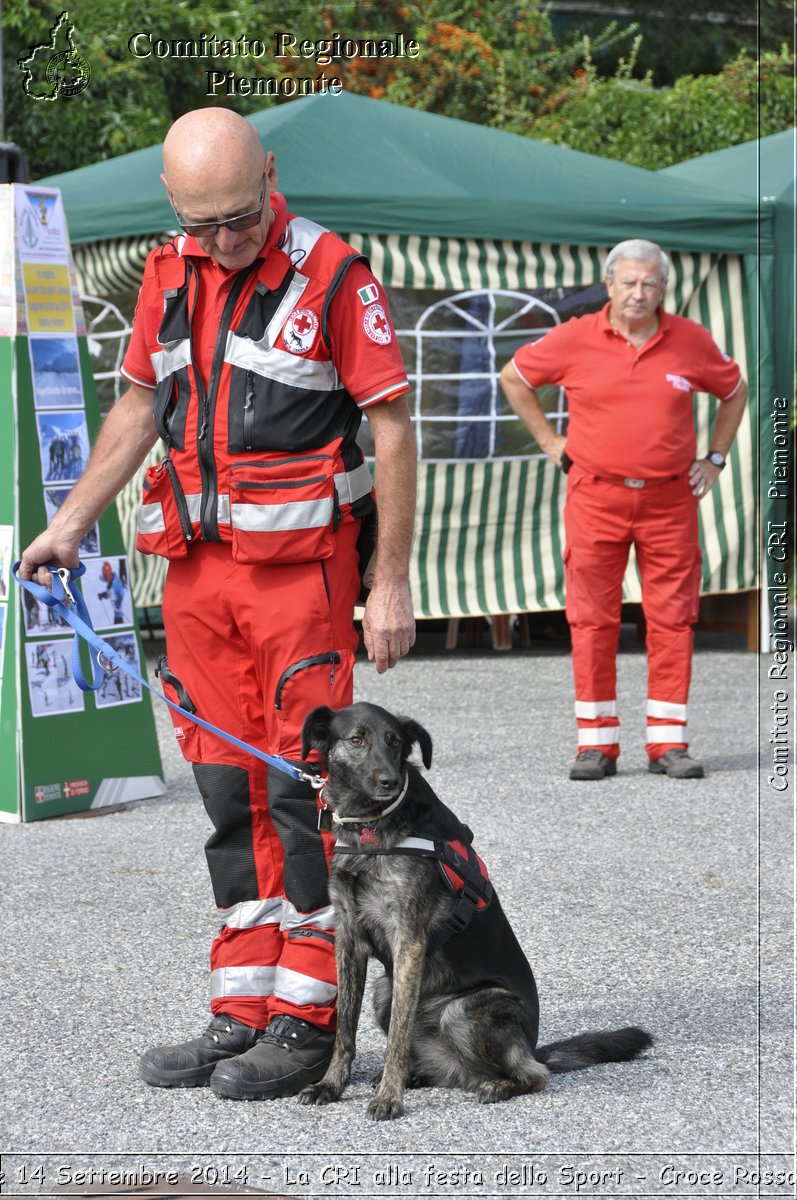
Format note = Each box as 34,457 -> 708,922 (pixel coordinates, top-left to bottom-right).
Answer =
0,183 -> 164,822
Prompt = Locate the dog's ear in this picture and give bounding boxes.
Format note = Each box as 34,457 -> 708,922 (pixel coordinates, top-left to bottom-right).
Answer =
301,706 -> 335,760
401,717 -> 433,770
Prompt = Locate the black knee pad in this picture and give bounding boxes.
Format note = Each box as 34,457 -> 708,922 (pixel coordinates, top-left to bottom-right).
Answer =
193,762 -> 259,909
267,763 -> 330,913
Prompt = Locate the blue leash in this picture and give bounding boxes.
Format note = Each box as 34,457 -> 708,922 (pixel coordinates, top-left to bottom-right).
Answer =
12,561 -> 323,788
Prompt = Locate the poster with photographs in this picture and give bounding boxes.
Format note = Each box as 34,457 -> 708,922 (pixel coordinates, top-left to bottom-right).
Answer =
26,640 -> 85,717
36,410 -> 90,484
0,524 -> 12,603
44,488 -> 100,556
22,584 -> 71,636
79,555 -> 133,630
0,606 -> 6,683
29,335 -> 84,409
94,633 -> 143,709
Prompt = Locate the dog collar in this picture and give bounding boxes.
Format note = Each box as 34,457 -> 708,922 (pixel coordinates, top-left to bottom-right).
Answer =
325,773 -> 410,827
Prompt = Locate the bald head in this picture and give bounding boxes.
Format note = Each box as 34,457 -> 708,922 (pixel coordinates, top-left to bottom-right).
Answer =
163,109 -> 266,206
161,109 -> 278,270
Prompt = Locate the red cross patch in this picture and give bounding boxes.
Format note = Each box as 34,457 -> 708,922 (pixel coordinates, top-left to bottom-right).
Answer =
362,303 -> 392,345
283,308 -> 319,355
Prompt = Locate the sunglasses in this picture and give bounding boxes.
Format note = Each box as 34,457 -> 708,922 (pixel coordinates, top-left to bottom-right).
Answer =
171,174 -> 267,238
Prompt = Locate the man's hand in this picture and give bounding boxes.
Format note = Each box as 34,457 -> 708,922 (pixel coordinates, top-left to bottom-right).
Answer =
546,433 -> 567,469
18,530 -> 81,588
361,581 -> 415,673
688,457 -> 722,499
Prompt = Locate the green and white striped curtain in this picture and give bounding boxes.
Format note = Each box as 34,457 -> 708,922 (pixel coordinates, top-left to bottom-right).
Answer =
346,234 -> 756,617
100,233 -> 756,616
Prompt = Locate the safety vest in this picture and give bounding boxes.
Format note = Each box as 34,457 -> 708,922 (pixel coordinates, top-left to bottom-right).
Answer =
135,217 -> 375,565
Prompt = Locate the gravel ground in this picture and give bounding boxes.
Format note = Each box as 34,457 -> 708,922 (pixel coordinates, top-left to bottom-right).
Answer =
0,624 -> 792,1200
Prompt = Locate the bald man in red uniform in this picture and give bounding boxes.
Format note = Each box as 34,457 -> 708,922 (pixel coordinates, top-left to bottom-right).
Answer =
501,239 -> 747,781
20,109 -> 417,1098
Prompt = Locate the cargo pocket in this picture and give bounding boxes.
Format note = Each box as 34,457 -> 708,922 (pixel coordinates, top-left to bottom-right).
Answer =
155,653 -> 201,760
135,459 -> 193,559
229,454 -> 340,565
274,649 -> 354,756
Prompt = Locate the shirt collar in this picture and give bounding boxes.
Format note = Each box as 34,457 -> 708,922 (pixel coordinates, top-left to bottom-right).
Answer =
600,302 -> 671,339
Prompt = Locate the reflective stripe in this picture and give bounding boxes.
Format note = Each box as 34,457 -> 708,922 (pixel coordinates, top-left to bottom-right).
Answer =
575,700 -> 617,719
334,462 -> 372,505
184,493 -> 229,525
577,727 -> 620,747
224,334 -> 340,392
217,897 -> 282,930
282,215 -> 326,261
231,497 -> 334,533
647,700 -> 687,721
646,724 -> 689,743
273,966 -> 337,1006
281,901 -> 336,932
120,366 -> 156,391
396,836 -> 435,852
228,272 -> 309,362
151,339 -> 192,383
173,470 -> 369,536
358,380 -> 410,408
137,502 -> 165,535
210,965 -> 277,1000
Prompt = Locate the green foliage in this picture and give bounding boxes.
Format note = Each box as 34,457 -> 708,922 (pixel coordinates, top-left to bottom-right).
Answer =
531,47 -> 795,169
2,0 -> 794,179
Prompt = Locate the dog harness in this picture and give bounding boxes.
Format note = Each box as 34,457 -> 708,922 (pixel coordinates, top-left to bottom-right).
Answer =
333,821 -> 493,945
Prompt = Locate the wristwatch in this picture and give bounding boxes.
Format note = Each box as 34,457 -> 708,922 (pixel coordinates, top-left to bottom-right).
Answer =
706,451 -> 726,470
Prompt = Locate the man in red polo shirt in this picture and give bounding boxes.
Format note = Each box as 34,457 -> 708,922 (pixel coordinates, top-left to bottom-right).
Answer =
20,109 -> 416,1097
500,239 -> 747,781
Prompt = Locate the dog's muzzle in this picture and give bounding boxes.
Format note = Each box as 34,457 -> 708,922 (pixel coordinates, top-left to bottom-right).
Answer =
320,773 -> 409,827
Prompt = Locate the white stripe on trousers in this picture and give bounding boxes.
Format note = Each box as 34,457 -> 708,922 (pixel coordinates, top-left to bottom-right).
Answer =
274,966 -> 337,1006
217,897 -> 282,930
281,901 -> 336,931
575,700 -> 618,719
210,965 -> 277,1000
646,724 -> 689,743
577,727 -> 620,747
647,699 -> 687,721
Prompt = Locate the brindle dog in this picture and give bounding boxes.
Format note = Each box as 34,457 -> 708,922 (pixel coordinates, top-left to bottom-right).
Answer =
298,702 -> 652,1121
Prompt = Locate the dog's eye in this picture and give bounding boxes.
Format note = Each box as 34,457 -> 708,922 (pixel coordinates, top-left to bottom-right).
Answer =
349,736 -> 363,746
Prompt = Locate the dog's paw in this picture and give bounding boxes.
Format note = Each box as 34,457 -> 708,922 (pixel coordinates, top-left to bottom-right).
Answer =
476,1079 -> 515,1104
298,1082 -> 341,1106
367,1094 -> 405,1121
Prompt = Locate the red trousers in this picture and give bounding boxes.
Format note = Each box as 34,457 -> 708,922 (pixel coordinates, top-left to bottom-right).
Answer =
160,524 -> 361,1032
564,469 -> 701,761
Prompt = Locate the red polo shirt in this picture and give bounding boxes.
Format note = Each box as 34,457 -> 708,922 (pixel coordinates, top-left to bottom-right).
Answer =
122,191 -> 408,410
512,304 -> 743,479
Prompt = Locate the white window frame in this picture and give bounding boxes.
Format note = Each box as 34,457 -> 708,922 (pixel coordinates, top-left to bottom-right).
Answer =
396,288 -> 565,461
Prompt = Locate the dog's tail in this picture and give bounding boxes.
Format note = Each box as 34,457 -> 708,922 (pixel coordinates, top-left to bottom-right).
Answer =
535,1026 -> 653,1073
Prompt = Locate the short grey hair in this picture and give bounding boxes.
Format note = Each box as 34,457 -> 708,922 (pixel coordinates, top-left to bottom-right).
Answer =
605,239 -> 670,284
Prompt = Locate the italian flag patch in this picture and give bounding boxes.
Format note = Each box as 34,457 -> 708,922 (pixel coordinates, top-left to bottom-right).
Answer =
357,283 -> 379,305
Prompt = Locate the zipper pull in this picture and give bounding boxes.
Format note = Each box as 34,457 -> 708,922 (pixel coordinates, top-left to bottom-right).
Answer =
198,418 -> 208,441
329,660 -> 337,686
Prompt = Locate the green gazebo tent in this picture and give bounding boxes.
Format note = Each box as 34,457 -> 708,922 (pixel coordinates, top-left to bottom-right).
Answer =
39,93 -> 774,628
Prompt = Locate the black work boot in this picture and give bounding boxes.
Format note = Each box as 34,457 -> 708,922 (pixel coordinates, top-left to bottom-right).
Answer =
210,1014 -> 335,1100
138,1014 -> 264,1088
